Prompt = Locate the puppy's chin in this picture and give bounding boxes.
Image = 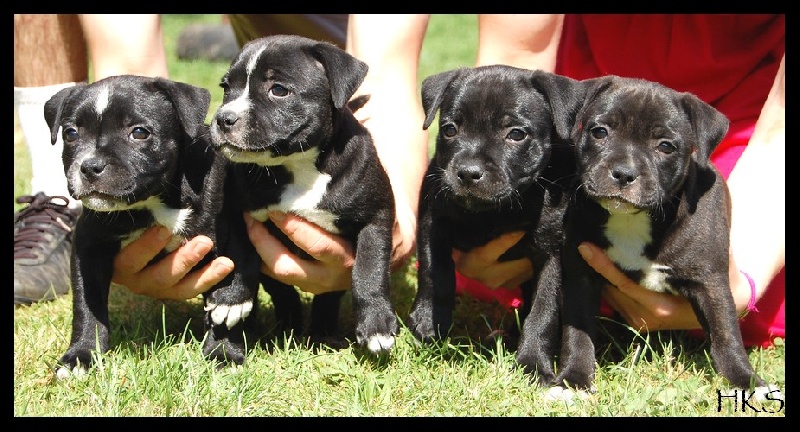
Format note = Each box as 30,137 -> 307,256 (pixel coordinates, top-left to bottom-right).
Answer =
597,197 -> 643,215
450,192 -> 515,213
218,145 -> 273,165
80,194 -> 137,212
79,193 -> 156,212
216,142 -> 318,167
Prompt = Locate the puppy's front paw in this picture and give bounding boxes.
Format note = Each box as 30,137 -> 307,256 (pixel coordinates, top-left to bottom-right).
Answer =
754,384 -> 783,402
406,310 -> 437,343
355,310 -> 398,355
720,384 -> 784,403
204,299 -> 254,329
544,386 -> 593,405
54,350 -> 94,379
203,333 -> 246,366
364,334 -> 395,355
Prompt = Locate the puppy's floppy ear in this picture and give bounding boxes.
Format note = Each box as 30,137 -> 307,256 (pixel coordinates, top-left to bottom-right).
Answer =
44,84 -> 85,145
529,70 -> 585,140
680,92 -> 729,166
153,78 -> 212,138
421,69 -> 463,130
310,42 -> 368,109
571,76 -> 615,140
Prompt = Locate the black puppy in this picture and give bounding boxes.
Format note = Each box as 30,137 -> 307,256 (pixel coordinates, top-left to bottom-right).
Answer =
407,65 -> 582,384
554,75 -> 776,399
43,75 -> 245,376
210,35 -> 398,354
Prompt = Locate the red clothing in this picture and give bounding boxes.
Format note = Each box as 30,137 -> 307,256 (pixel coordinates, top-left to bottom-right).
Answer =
456,14 -> 785,348
556,14 -> 784,158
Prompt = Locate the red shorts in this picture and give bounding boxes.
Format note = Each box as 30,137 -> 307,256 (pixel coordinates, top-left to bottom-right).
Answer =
455,130 -> 785,348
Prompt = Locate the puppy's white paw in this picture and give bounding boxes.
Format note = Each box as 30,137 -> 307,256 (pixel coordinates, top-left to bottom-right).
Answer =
753,384 -> 783,402
544,386 -> 592,405
55,365 -> 88,380
205,300 -> 254,328
365,334 -> 395,354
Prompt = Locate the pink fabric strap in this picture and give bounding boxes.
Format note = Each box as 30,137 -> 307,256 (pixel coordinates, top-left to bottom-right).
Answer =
739,271 -> 760,319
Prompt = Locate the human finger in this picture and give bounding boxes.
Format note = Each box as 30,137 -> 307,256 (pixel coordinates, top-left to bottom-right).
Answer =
112,225 -> 173,276
601,284 -> 649,331
452,250 -> 532,289
453,231 -> 526,274
147,256 -> 235,300
244,213 -> 351,292
114,235 -> 216,294
268,211 -> 355,267
577,243 -> 641,292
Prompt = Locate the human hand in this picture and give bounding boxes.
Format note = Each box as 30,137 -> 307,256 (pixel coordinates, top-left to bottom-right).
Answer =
111,225 -> 235,300
244,212 -> 355,295
578,242 -> 703,331
451,231 -> 533,289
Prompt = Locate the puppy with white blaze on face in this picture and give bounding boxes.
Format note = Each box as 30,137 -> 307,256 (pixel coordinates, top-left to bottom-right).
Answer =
210,35 -> 398,355
43,75 -> 241,376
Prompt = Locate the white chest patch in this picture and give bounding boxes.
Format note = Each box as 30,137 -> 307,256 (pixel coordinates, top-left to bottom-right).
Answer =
603,210 -> 675,294
118,196 -> 194,252
248,153 -> 339,234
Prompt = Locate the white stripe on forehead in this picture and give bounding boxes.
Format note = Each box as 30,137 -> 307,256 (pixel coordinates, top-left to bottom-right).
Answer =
246,45 -> 267,75
94,84 -> 111,116
224,45 -> 268,114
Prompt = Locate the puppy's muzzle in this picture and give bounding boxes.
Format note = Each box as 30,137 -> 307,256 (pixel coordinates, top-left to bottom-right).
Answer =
214,109 -> 240,134
455,163 -> 485,188
608,163 -> 640,188
585,160 -> 652,212
80,156 -> 110,183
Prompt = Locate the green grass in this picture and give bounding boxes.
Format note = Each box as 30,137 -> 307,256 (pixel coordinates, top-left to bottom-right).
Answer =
14,14 -> 785,417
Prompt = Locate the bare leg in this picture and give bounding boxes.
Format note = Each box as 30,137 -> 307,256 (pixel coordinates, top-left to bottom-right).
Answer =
14,14 -> 88,201
79,14 -> 168,80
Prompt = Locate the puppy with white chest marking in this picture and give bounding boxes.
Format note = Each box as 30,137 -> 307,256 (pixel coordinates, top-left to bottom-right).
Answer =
553,75 -> 777,399
407,65 -> 582,385
43,75 -> 246,376
210,35 -> 398,354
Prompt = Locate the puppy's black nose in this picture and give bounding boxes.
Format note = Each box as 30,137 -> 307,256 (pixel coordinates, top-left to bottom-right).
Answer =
215,110 -> 239,131
80,158 -> 107,181
610,165 -> 639,186
456,165 -> 484,186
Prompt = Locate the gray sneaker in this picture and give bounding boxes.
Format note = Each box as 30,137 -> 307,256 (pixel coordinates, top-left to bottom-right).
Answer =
14,193 -> 80,305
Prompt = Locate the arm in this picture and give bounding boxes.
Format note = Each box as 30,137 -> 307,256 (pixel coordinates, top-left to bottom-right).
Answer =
597,54 -> 786,330
346,14 -> 430,271
725,53 -> 785,311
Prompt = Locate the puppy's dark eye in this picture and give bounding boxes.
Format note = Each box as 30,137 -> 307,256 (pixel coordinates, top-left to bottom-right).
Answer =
590,127 -> 608,139
270,84 -> 289,97
657,140 -> 676,154
130,127 -> 150,141
219,82 -> 230,96
63,127 -> 78,143
506,128 -> 526,142
441,124 -> 457,138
